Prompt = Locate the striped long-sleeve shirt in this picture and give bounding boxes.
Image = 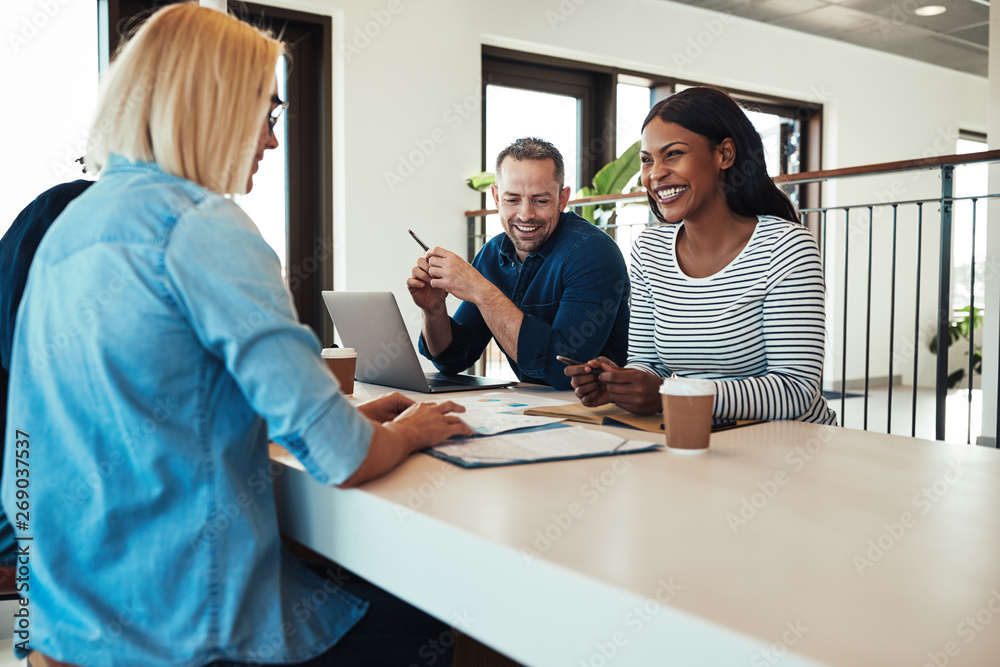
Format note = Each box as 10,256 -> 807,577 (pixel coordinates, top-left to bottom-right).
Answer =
627,215 -> 837,425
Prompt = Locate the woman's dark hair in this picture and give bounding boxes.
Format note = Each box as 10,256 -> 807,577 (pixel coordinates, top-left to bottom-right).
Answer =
641,86 -> 799,223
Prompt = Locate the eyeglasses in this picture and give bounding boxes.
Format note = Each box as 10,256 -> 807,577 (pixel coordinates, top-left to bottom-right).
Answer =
268,94 -> 288,133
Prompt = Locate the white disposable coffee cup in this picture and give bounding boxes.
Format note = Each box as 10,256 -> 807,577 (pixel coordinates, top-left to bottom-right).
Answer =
659,377 -> 716,454
321,348 -> 357,395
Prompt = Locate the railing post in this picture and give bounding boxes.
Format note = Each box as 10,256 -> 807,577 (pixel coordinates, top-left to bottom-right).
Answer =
467,214 -> 477,263
936,166 -> 954,441
913,203 -> 924,438
841,208 -> 850,425
467,214 -> 482,376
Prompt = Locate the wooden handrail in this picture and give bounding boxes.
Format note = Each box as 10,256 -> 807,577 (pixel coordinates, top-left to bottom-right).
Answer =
462,150 -> 1000,217
774,149 -> 1000,185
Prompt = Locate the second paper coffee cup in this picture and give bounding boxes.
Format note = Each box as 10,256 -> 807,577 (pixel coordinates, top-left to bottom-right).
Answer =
660,377 -> 715,453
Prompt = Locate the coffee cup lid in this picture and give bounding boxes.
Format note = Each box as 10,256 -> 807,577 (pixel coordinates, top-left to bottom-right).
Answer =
659,377 -> 715,396
321,347 -> 356,358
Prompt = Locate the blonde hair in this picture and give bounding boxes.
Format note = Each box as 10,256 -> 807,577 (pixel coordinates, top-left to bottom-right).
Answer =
85,3 -> 282,195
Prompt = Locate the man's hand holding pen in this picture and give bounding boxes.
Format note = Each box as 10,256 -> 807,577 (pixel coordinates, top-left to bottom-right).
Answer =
406,229 -> 524,364
406,251 -> 449,313
407,230 -> 496,308
422,248 -> 494,304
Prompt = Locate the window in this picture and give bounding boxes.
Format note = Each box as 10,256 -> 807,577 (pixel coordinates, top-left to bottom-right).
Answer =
485,86 -> 581,195
482,85 -> 580,244
481,48 -> 822,235
102,1 -> 335,342
238,56 -> 289,273
2,0 -> 99,237
613,79 -> 655,260
953,133 -> 987,311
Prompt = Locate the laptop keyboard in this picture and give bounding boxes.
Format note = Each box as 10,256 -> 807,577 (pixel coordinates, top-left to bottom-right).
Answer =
426,375 -> 477,387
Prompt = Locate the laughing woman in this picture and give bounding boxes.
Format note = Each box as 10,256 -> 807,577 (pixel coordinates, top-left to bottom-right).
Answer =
567,86 -> 836,425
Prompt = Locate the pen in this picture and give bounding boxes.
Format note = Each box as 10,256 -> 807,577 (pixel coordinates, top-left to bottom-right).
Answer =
408,229 -> 429,251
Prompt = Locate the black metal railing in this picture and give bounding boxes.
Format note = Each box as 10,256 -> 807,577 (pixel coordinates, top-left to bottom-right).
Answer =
464,150 -> 1000,445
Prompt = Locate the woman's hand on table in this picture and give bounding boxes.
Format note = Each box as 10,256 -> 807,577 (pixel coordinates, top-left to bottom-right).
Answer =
357,392 -> 415,423
341,400 -> 473,488
391,400 -> 474,448
357,394 -> 473,444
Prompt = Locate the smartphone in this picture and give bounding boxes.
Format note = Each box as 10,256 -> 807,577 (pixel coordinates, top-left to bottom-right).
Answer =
556,355 -> 588,367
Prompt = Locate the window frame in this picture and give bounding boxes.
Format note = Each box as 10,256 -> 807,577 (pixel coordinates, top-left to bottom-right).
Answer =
481,46 -> 823,231
482,48 -> 617,193
98,0 -> 335,343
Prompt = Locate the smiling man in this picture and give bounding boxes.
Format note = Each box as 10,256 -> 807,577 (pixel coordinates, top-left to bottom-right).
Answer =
406,137 -> 630,389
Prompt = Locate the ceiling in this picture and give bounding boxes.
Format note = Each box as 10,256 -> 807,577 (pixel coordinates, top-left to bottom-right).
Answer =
668,0 -> 989,77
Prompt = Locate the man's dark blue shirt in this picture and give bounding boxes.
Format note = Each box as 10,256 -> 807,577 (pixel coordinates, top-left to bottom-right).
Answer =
418,211 -> 630,390
0,178 -> 93,566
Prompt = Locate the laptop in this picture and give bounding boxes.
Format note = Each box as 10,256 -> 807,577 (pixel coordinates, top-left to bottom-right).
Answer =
322,291 -> 516,393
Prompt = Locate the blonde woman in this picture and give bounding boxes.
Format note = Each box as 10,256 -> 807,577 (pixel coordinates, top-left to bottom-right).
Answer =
2,5 -> 470,666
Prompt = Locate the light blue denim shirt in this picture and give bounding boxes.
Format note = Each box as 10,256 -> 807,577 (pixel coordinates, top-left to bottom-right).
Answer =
1,155 -> 374,665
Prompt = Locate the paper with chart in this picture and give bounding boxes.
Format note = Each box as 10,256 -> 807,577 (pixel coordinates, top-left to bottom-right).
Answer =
450,391 -> 575,411
448,391 -> 574,436
431,424 -> 660,465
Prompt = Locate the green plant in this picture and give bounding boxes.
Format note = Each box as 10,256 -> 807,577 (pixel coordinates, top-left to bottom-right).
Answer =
928,305 -> 983,389
466,171 -> 495,192
574,140 -> 642,224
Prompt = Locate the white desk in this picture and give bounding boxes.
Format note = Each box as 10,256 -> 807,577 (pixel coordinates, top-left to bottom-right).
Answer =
271,384 -> 1000,666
